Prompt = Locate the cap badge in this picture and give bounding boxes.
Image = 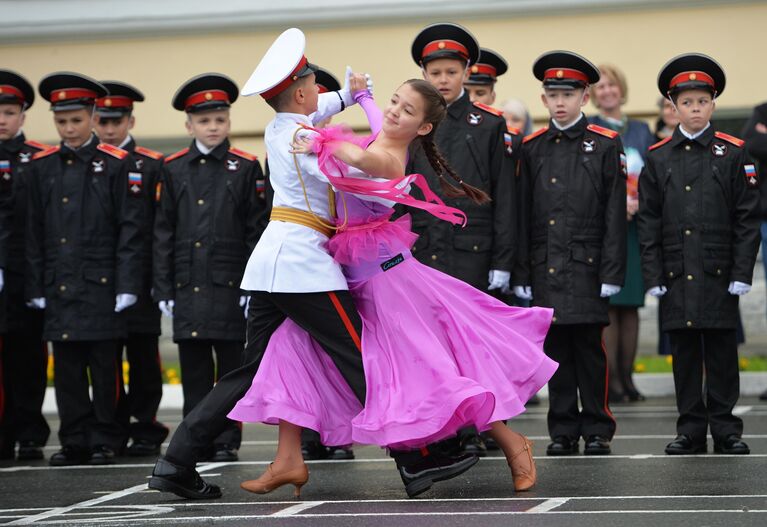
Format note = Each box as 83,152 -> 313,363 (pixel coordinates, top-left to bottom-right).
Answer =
0,88 -> 3,94
556,70 -> 564,79
204,92 -> 213,101
471,66 -> 479,73
438,41 -> 446,49
58,91 -> 67,100
689,73 -> 697,81
104,98 -> 112,107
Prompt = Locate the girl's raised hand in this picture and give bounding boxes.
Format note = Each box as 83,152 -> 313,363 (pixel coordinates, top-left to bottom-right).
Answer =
290,135 -> 314,155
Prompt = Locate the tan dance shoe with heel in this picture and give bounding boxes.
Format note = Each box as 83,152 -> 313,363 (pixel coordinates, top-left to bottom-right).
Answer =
508,433 -> 536,492
240,463 -> 310,497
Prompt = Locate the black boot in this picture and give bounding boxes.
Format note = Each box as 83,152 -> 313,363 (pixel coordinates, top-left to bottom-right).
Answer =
148,456 -> 222,499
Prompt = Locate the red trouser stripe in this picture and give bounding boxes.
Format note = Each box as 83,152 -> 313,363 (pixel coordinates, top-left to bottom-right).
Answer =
327,292 -> 362,352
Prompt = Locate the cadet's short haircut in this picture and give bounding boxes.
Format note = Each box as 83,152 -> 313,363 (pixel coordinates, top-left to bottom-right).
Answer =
265,76 -> 311,112
591,64 -> 628,106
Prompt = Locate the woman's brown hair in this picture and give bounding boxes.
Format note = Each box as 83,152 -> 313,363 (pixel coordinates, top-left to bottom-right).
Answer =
404,79 -> 490,205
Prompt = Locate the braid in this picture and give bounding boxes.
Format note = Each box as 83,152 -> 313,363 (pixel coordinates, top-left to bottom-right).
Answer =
420,135 -> 491,205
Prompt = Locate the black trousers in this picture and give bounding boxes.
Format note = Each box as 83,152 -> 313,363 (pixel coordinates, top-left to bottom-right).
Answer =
544,324 -> 616,440
178,339 -> 243,448
116,334 -> 168,444
164,290 -> 365,465
668,328 -> 742,442
53,340 -> 124,449
0,332 -> 50,447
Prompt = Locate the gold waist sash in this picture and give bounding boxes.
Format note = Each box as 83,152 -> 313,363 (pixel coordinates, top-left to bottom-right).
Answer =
270,206 -> 335,238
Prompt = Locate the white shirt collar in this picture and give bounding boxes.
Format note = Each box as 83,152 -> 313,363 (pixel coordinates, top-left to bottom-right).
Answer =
679,122 -> 710,140
118,134 -> 132,149
66,134 -> 94,151
446,89 -> 465,108
552,113 -> 584,131
195,139 -> 213,155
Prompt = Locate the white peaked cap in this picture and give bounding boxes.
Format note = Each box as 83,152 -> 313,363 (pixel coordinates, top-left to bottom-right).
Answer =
242,28 -> 313,98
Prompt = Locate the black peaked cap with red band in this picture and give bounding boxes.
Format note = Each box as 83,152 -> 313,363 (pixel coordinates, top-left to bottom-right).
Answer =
466,48 -> 508,86
314,68 -> 341,94
0,69 -> 35,109
411,23 -> 480,67
97,81 -> 145,118
172,73 -> 239,113
657,53 -> 725,99
533,50 -> 600,89
38,71 -> 107,111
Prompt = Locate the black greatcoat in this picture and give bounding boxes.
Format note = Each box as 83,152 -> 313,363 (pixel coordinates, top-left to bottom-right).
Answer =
153,139 -> 266,342
515,117 -> 627,325
122,139 -> 163,335
405,93 -> 519,290
637,127 -> 760,331
0,135 -> 49,334
25,136 -> 142,341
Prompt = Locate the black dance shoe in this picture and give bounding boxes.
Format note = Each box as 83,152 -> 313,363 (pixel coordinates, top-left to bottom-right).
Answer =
398,452 -> 479,498
148,457 -> 222,499
49,445 -> 89,466
665,434 -> 707,455
714,435 -> 750,455
584,435 -> 611,455
546,436 -> 579,456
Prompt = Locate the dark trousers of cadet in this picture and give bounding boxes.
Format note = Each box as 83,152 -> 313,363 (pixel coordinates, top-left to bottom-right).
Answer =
115,334 -> 168,445
1,332 -> 50,447
177,339 -> 244,448
545,324 -> 616,440
164,291 -> 365,465
53,340 -> 124,449
668,328 -> 742,442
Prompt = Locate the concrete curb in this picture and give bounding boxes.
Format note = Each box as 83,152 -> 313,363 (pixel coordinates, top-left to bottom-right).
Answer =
41,373 -> 767,414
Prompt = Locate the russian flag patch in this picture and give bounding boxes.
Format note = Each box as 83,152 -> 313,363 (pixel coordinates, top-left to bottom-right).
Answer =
744,164 -> 759,188
128,172 -> 143,195
504,132 -> 513,157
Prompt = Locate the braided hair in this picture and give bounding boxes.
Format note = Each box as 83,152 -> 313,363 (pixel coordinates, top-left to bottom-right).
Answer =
405,79 -> 491,205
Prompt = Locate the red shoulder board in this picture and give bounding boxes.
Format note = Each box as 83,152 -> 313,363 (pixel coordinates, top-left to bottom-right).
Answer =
228,147 -> 258,162
586,124 -> 619,139
472,101 -> 503,117
134,146 -> 163,160
714,131 -> 745,148
648,136 -> 672,151
164,148 -> 189,164
523,126 -> 548,144
24,140 -> 53,151
32,146 -> 60,160
97,143 -> 129,160
506,126 -> 521,135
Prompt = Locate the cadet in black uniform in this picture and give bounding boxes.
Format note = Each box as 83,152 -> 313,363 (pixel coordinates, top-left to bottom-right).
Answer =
94,81 -> 168,456
463,48 -> 507,108
0,70 -> 51,461
26,72 -> 143,465
637,54 -> 759,455
514,51 -> 626,456
407,23 -> 520,456
153,74 -> 266,462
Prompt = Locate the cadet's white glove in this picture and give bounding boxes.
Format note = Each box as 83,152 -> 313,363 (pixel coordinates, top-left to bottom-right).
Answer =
27,297 -> 46,309
0,268 -> 4,293
647,285 -> 667,297
514,286 -> 533,300
728,281 -> 751,296
240,295 -> 249,319
159,299 -> 175,318
114,293 -> 138,313
600,284 -> 622,298
339,66 -> 357,108
488,270 -> 511,291
365,73 -> 373,94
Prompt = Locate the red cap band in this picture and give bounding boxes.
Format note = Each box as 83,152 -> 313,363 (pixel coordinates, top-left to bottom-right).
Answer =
261,55 -> 309,100
0,84 -> 25,103
470,63 -> 497,79
184,89 -> 230,110
96,95 -> 133,109
51,88 -> 98,102
543,68 -> 589,84
669,70 -> 715,90
422,40 -> 470,62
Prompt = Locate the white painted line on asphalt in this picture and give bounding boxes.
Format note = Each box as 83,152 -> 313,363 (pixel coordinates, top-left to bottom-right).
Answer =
271,501 -> 326,517
6,462 -> 228,525
734,405 -> 753,415
526,497 -> 570,512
